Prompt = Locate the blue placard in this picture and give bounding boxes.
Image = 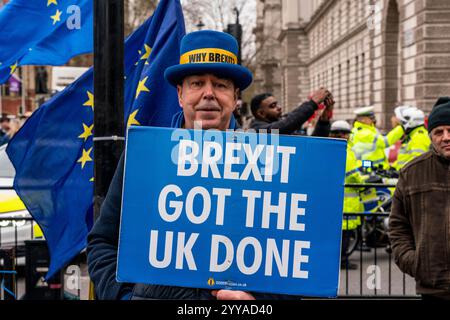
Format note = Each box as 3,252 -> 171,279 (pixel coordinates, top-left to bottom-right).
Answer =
117,126 -> 346,297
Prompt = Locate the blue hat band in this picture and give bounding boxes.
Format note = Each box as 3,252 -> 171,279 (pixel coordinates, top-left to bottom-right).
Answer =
180,48 -> 237,65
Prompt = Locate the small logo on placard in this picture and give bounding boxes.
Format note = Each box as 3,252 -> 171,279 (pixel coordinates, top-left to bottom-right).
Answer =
207,278 -> 215,286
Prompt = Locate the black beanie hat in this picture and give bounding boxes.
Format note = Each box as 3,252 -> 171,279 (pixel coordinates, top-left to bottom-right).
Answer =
428,97 -> 450,133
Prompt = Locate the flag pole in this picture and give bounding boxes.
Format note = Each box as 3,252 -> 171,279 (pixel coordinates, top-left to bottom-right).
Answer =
90,0 -> 125,300
93,0 -> 125,221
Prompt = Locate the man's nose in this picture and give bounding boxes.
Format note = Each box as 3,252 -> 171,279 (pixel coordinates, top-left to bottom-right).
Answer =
443,129 -> 450,141
202,81 -> 215,100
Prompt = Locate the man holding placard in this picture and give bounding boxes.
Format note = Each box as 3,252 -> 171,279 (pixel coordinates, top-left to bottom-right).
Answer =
87,30 -> 347,300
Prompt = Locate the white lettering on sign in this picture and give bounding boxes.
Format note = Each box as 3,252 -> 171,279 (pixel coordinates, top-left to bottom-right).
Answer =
210,235 -> 234,272
242,190 -> 308,231
242,190 -> 261,228
201,141 -> 222,179
143,133 -> 323,285
293,241 -> 310,279
177,140 -> 199,176
176,140 -> 297,183
149,230 -> 199,270
157,185 -> 232,225
262,191 -> 286,230
265,239 -> 289,277
236,237 -> 263,275
208,236 -> 310,279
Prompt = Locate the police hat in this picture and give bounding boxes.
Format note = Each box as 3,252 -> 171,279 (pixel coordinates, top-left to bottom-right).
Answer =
330,120 -> 352,133
354,106 -> 375,117
164,30 -> 253,91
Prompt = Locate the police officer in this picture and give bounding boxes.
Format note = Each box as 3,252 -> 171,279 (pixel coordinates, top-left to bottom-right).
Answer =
330,120 -> 364,269
391,106 -> 430,170
351,106 -> 404,170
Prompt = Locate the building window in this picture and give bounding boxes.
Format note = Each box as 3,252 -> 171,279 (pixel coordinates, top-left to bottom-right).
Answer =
361,53 -> 366,105
347,60 -> 351,109
338,64 -> 342,109
355,56 -> 360,105
331,67 -> 334,93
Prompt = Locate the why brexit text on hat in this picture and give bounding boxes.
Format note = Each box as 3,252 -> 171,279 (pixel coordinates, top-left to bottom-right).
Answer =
180,49 -> 237,65
117,127 -> 346,297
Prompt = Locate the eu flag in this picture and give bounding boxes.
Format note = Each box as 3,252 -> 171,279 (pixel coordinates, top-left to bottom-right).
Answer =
6,0 -> 185,279
0,0 -> 93,84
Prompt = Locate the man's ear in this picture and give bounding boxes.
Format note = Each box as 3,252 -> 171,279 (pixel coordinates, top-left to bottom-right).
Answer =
233,88 -> 240,111
177,84 -> 184,108
256,107 -> 265,119
234,88 -> 240,102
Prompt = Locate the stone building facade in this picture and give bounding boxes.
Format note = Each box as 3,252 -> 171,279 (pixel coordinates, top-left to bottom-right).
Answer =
254,0 -> 450,129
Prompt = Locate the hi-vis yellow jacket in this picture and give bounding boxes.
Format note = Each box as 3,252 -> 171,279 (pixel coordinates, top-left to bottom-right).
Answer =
343,142 -> 364,230
351,121 -> 404,169
392,126 -> 430,170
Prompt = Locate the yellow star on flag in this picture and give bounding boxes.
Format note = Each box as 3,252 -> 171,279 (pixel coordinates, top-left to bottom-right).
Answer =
78,123 -> 94,142
47,0 -> 58,6
135,50 -> 142,66
135,77 -> 150,99
83,91 -> 94,111
140,44 -> 152,65
51,9 -> 62,25
10,62 -> 18,75
77,147 -> 93,169
127,109 -> 141,127
90,177 -> 94,182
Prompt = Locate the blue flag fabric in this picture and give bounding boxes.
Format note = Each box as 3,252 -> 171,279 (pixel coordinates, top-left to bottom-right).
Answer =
0,0 -> 93,84
6,0 -> 185,279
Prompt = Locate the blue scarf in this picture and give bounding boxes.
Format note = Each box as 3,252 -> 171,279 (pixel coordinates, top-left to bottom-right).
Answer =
170,110 -> 238,129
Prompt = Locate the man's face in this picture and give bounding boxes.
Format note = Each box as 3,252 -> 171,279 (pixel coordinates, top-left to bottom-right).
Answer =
330,132 -> 350,141
1,120 -> 10,132
357,115 -> 375,126
258,96 -> 282,122
177,73 -> 238,131
431,125 -> 450,159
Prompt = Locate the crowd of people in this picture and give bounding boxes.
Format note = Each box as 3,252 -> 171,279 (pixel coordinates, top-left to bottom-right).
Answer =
2,28 -> 444,301
242,90 -> 433,269
243,86 -> 450,301
85,29 -> 450,301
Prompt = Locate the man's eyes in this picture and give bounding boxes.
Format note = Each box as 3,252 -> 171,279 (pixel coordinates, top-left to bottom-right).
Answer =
215,82 -> 228,88
188,80 -> 231,89
190,81 -> 202,87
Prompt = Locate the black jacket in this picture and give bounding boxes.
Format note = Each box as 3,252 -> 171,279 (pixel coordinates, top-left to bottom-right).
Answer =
87,154 -> 298,300
249,100 -> 329,136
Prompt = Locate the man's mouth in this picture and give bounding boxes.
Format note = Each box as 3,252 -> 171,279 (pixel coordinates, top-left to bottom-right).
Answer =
196,105 -> 221,112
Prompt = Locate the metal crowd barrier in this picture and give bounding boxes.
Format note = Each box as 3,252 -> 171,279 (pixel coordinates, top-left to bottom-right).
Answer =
2,182 -> 418,300
340,213 -> 418,298
340,181 -> 419,298
0,217 -> 87,300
